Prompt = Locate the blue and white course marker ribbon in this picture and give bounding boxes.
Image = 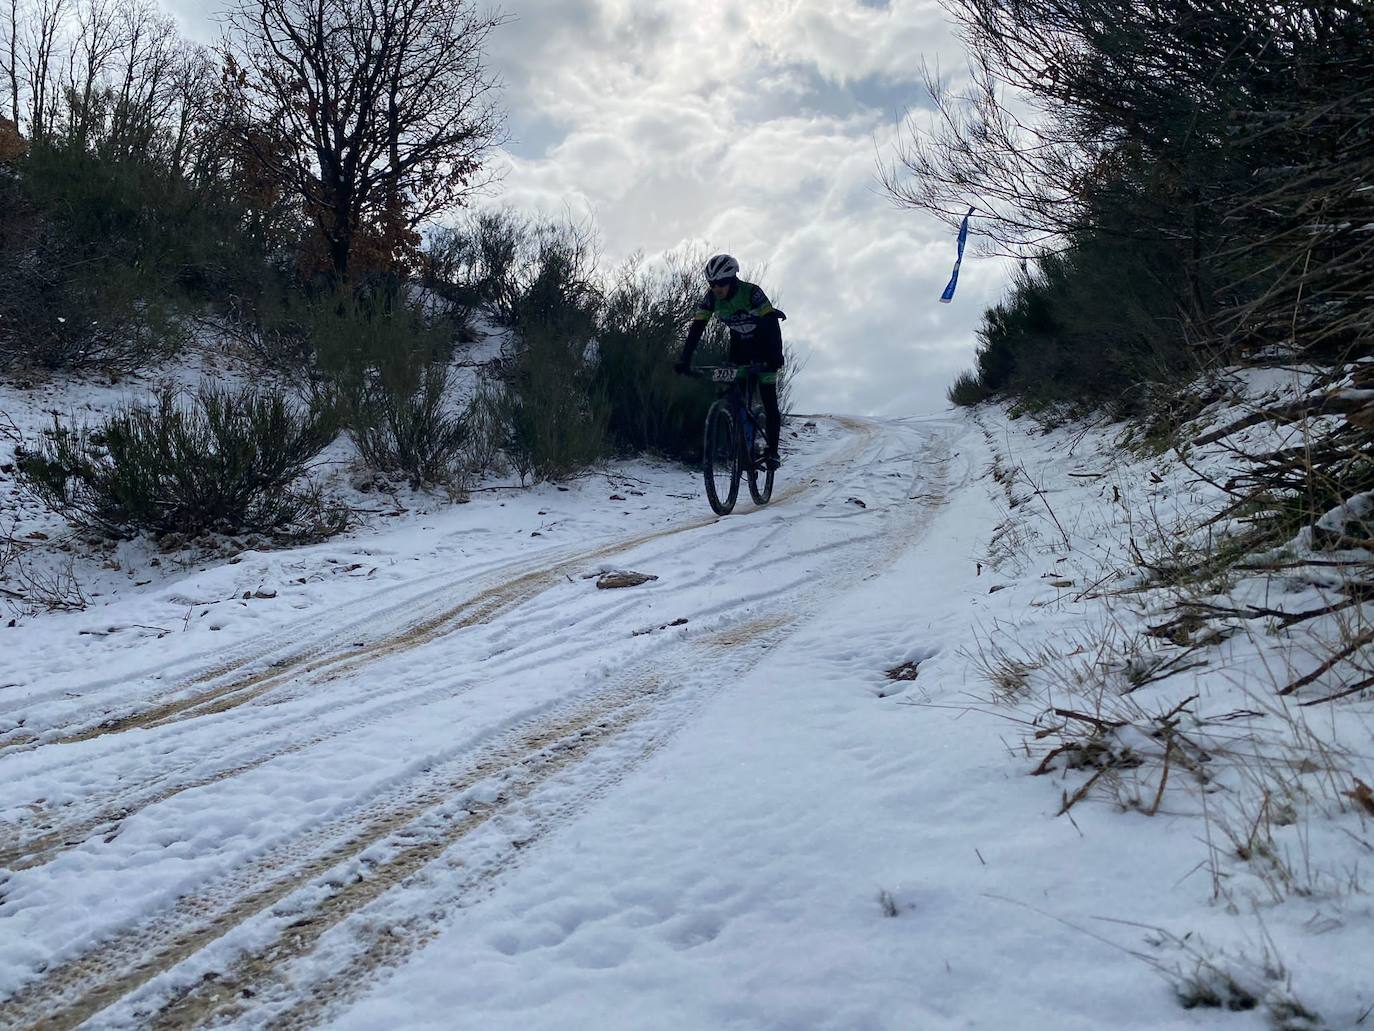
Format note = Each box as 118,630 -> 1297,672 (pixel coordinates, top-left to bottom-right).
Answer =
939,206 -> 975,304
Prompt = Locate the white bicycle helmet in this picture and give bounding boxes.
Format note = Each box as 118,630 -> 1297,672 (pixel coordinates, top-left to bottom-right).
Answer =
704,254 -> 740,282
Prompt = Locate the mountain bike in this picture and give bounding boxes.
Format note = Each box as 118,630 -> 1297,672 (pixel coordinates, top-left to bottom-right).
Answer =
688,363 -> 774,515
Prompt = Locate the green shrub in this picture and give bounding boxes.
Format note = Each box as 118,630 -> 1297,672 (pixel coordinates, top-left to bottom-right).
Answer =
0,127 -> 294,372
17,384 -> 343,540
308,284 -> 456,392
305,283 -> 472,485
420,210 -> 526,318
594,257 -> 717,461
966,234 -> 1198,415
496,318 -> 608,483
488,221 -> 608,482
460,380 -> 507,484
0,160 -> 187,371
216,273 -> 317,370
947,370 -> 991,407
352,364 -> 469,487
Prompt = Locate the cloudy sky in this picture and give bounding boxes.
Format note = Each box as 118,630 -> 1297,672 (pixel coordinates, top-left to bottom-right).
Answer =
169,0 -> 1006,415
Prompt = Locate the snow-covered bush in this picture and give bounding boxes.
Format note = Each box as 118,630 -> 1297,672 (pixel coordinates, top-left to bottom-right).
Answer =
16,385 -> 343,541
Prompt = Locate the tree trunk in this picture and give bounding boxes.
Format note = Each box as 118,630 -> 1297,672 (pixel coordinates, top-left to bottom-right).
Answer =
330,215 -> 351,279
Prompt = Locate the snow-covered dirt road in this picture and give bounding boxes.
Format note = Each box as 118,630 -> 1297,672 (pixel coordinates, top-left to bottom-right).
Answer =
12,407 -> 1332,1031
2,415 -> 987,1030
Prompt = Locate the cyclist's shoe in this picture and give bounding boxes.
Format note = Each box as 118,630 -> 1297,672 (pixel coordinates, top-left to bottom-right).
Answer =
763,449 -> 781,471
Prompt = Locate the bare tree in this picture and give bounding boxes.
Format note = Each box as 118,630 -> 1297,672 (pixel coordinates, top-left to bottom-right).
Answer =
2,0 -> 197,157
19,0 -> 67,140
221,0 -> 508,279
877,59 -> 1085,256
103,1 -> 179,157
64,0 -> 119,143
164,41 -> 219,180
2,0 -> 20,125
879,0 -> 1292,258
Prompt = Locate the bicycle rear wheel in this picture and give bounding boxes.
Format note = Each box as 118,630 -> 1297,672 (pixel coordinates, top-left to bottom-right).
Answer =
703,402 -> 740,515
746,403 -> 774,506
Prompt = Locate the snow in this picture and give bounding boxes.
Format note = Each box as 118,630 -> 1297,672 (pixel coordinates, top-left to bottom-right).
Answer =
325,419 -> 1208,1031
1,360 -> 1371,1029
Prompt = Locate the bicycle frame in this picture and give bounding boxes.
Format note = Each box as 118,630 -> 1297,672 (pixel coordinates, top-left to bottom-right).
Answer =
699,364 -> 768,470
730,381 -> 759,465
689,362 -> 774,515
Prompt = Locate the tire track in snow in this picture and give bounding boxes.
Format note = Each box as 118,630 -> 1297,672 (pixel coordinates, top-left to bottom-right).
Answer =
0,563 -> 592,869
228,419 -> 955,1030
142,663 -> 734,1031
126,611 -> 812,1031
6,613 -> 814,1031
0,534 -> 668,758
0,423 -> 875,871
0,548 -> 524,731
137,421 -> 952,1031
1,416 -> 951,1029
0,688 -> 654,1031
0,419 -> 870,761
1,555 -> 812,873
4,574 -> 767,880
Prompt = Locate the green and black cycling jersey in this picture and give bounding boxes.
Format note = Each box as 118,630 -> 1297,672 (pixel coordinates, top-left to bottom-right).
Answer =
679,279 -> 786,372
693,280 -> 778,337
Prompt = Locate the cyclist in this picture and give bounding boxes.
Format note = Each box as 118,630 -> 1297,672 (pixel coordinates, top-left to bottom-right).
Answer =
674,254 -> 786,469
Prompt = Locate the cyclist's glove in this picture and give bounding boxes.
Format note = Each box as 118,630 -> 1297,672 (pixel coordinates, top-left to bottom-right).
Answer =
673,360 -> 691,376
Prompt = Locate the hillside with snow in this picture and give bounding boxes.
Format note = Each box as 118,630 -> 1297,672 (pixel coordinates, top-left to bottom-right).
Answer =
3,0 -> 1371,1023
2,362 -> 1370,1030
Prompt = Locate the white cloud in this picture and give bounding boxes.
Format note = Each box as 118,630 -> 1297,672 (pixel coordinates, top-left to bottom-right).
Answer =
480,0 -> 998,415
163,0 -> 1002,415
750,0 -> 953,85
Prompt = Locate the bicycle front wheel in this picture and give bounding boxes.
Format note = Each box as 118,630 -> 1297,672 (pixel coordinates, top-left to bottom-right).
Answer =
746,403 -> 774,506
703,402 -> 740,515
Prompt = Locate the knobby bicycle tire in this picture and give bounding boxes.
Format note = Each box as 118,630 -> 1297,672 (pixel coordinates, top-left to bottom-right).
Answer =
703,401 -> 739,515
746,402 -> 774,506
